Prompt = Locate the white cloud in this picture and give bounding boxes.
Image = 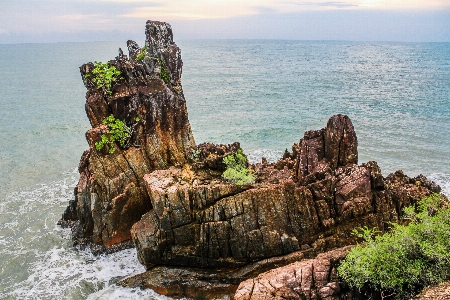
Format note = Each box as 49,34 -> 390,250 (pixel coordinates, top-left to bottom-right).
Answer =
0,0 -> 448,43
56,14 -> 102,21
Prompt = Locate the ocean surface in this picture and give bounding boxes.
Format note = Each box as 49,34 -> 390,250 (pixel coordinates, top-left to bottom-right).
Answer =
0,40 -> 449,299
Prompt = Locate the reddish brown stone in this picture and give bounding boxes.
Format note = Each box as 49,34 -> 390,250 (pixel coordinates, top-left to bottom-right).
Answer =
60,21 -> 195,250
234,246 -> 354,300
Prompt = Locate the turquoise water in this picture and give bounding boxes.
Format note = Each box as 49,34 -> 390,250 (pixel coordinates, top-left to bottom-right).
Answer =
0,40 -> 449,299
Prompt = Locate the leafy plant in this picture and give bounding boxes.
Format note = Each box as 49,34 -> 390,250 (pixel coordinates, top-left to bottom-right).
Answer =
90,61 -> 122,95
351,226 -> 381,241
95,115 -> 131,154
188,148 -> 202,162
135,46 -> 148,61
337,193 -> 450,299
159,58 -> 170,84
222,149 -> 254,185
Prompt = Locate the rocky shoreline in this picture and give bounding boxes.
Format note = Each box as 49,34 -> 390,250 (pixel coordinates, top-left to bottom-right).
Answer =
59,20 -> 446,299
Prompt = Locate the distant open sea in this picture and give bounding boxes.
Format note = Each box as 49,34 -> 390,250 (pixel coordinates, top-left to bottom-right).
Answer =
0,40 -> 449,299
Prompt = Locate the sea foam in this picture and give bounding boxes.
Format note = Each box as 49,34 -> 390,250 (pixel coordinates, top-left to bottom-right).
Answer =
0,170 -> 167,300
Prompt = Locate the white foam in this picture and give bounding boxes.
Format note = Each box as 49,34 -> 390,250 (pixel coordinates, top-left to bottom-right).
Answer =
3,167 -> 448,299
247,148 -> 284,164
428,173 -> 450,197
9,246 -> 166,299
0,169 -> 168,300
87,285 -> 170,300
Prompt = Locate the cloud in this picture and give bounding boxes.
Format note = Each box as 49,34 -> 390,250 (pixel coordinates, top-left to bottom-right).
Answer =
0,0 -> 449,43
251,6 -> 277,14
123,7 -> 209,20
290,1 -> 359,8
56,14 -> 102,21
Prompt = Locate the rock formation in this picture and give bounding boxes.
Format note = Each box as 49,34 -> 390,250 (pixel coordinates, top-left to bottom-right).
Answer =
234,246 -> 354,300
59,21 -> 195,250
59,20 -> 445,299
130,114 -> 440,270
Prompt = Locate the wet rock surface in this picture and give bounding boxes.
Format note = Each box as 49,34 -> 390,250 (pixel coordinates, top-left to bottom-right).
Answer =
119,249 -> 312,299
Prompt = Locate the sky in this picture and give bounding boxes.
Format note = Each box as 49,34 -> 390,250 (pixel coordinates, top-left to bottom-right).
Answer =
0,0 -> 449,43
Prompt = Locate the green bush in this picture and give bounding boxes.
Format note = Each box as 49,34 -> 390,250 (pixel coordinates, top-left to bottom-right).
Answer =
135,46 -> 148,61
337,193 -> 450,299
90,61 -> 122,95
95,115 -> 131,154
159,58 -> 170,84
222,149 -> 254,185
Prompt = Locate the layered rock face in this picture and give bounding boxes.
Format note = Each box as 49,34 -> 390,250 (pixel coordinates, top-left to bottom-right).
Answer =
234,246 -> 354,300
131,114 -> 440,270
59,21 -> 195,249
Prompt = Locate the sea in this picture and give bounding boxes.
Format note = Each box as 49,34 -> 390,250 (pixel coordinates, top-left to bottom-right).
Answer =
0,40 -> 449,299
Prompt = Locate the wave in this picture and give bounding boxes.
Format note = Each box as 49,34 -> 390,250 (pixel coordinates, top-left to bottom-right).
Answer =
246,148 -> 284,164
0,169 -> 165,300
428,173 -> 450,197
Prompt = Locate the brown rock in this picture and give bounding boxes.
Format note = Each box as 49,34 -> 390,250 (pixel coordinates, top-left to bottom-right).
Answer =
413,281 -> 450,300
60,20 -> 195,250
132,168 -> 316,268
128,112 -> 441,272
119,249 -> 310,299
234,246 -> 354,300
295,114 -> 358,182
59,20 -> 446,299
324,114 -> 358,170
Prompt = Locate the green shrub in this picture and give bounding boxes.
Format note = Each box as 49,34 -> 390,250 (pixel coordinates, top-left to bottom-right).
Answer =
135,46 -> 148,61
90,61 -> 122,95
95,115 -> 131,154
337,193 -> 450,299
222,149 -> 254,185
159,58 -> 170,84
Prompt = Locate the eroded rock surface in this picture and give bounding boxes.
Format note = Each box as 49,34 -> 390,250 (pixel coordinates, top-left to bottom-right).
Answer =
131,114 -> 440,270
413,281 -> 450,300
59,20 -> 195,250
234,246 -> 354,300
119,249 -> 312,299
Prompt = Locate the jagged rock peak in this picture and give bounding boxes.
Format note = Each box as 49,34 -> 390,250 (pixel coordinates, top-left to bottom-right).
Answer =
145,20 -> 175,57
325,114 -> 358,169
59,20 -> 195,250
295,114 -> 358,182
126,40 -> 141,60
130,114 -> 439,271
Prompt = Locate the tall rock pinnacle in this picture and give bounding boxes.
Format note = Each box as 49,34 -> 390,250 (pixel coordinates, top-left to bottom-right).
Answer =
60,21 -> 195,249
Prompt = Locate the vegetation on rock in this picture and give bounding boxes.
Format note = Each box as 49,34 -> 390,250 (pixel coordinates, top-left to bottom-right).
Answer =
159,58 -> 170,84
95,115 -> 131,154
89,61 -> 122,95
135,46 -> 148,61
222,148 -> 254,185
338,193 -> 450,299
